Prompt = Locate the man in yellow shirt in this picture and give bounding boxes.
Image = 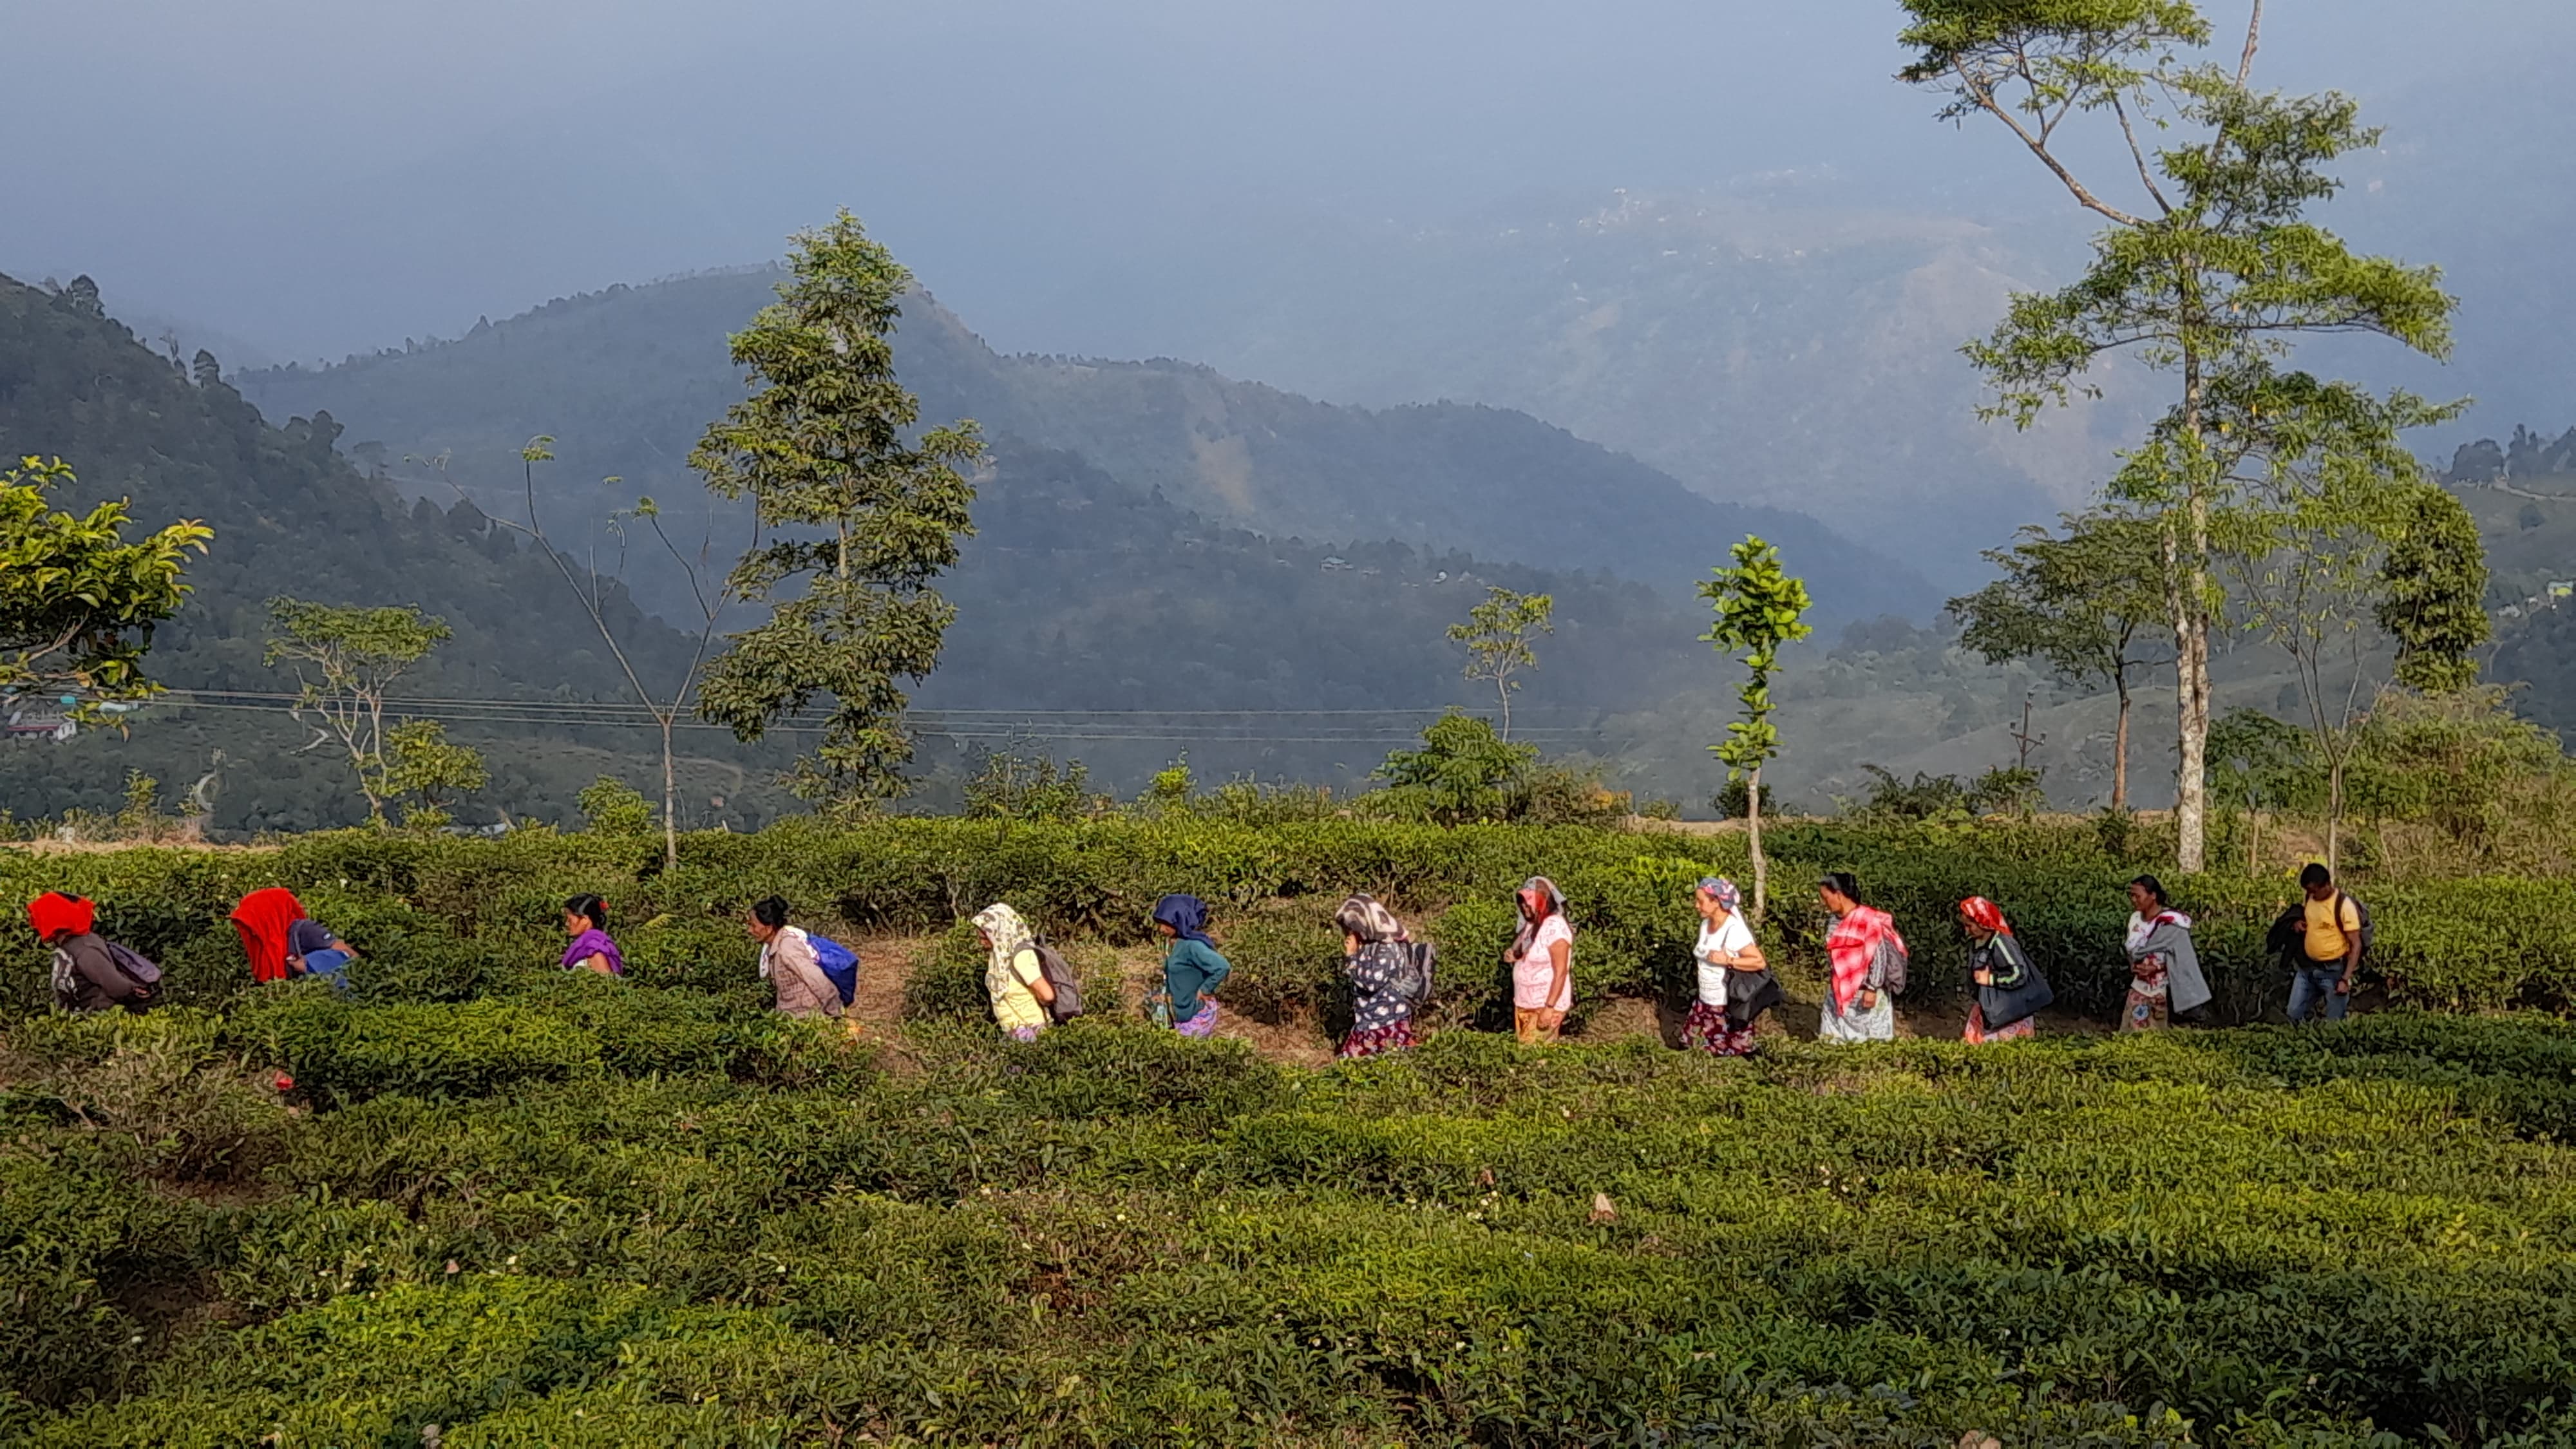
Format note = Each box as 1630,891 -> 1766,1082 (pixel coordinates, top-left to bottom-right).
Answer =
2289,862 -> 2362,1024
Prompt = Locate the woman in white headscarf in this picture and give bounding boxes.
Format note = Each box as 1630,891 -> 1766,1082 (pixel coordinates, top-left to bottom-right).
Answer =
973,902 -> 1056,1041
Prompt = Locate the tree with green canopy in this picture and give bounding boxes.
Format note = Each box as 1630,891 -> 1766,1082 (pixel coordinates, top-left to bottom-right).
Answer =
263,598 -> 459,825
383,719 -> 489,829
1700,536 -> 1813,922
0,455 -> 211,717
692,210 -> 985,809
1374,710 -> 1538,826
1950,509 -> 2171,811
1446,586 -> 1554,742
1899,0 -> 2458,872
2376,483 -> 2491,696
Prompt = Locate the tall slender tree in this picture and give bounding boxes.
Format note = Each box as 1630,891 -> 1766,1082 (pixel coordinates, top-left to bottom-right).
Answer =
2377,484 -> 2491,696
692,211 -> 986,808
1951,510 -> 2172,812
1700,536 -> 1814,923
263,599 -> 459,825
1898,0 -> 2456,871
1446,586 -> 1554,741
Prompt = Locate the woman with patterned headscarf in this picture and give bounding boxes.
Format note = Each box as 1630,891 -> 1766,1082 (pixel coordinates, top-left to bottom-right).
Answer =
972,903 -> 1056,1041
1334,894 -> 1418,1059
1958,896 -> 2052,1043
1504,876 -> 1575,1045
1682,876 -> 1777,1057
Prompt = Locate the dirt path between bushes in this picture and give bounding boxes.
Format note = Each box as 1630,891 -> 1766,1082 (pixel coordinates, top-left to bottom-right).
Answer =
831,933 -> 2112,1064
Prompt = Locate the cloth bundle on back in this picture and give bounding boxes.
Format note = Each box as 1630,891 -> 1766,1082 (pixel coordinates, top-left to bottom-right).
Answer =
230,888 -> 306,984
31,892 -> 158,1014
1151,893 -> 1231,1037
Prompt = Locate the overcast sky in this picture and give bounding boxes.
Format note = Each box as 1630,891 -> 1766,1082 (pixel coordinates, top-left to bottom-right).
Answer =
7,1 -> 2568,363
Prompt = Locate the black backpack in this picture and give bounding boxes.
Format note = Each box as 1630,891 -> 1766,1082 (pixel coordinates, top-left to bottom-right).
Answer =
2339,892 -> 2376,963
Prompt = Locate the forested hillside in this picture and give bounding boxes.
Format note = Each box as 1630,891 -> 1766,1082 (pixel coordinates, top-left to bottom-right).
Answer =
0,274 -> 773,832
0,274 -> 1741,826
240,270 -> 1937,625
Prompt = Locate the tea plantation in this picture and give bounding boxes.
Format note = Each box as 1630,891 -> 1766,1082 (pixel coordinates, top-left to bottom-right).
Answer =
6,820 -> 2576,1446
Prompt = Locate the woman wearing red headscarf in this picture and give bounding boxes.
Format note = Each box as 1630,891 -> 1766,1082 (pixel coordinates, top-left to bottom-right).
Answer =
29,892 -> 151,1014
230,887 -> 307,984
1958,896 -> 2052,1043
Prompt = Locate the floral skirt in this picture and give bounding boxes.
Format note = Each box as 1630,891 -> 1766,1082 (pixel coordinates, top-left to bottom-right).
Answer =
1680,999 -> 1759,1057
1340,1018 -> 1417,1059
1007,1023 -> 1045,1043
1173,998 -> 1219,1038
2122,989 -> 2169,1032
1963,1002 -> 2035,1044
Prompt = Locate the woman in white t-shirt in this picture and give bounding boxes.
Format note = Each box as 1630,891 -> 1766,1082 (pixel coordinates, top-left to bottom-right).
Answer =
1681,876 -> 1778,1057
1506,876 -> 1575,1044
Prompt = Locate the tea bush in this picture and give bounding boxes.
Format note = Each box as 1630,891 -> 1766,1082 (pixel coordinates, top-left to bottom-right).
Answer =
10,1003 -> 2576,1444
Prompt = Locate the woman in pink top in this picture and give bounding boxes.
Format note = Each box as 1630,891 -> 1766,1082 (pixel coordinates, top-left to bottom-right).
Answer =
1505,876 -> 1574,1044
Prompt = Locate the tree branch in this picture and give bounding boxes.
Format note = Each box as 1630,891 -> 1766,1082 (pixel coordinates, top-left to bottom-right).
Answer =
2237,0 -> 2264,88
1949,59 -> 2148,229
2110,97 -> 2175,216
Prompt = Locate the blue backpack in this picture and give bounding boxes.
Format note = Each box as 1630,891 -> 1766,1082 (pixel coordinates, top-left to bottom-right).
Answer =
810,935 -> 859,1007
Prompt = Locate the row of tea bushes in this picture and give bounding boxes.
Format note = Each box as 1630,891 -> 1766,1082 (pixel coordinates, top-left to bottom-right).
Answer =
4,818 -> 2570,1024
8,999 -> 2576,1444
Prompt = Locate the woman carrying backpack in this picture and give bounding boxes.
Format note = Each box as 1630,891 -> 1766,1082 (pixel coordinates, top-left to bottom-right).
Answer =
1151,893 -> 1230,1037
1505,876 -> 1575,1045
30,892 -> 154,1014
974,902 -> 1056,1041
1681,876 -> 1777,1057
1959,896 -> 2051,1043
1818,872 -> 1902,1043
1336,894 -> 1419,1059
747,896 -> 844,1020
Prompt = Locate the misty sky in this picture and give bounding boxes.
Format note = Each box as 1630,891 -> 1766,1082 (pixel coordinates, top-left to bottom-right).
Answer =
10,0 -> 2570,368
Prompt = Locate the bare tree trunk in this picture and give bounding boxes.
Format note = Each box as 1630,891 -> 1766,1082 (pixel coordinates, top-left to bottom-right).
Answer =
2172,334 -> 2213,875
2325,758 -> 2343,876
661,715 -> 680,869
1747,764 -> 1768,926
2111,674 -> 2132,814
1497,676 -> 1511,743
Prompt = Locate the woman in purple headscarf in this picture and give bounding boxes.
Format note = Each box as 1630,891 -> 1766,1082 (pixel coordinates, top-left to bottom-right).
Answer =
1681,876 -> 1777,1056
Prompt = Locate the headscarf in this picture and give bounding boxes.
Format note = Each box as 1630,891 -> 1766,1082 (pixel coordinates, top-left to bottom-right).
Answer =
974,903 -> 1036,976
1334,894 -> 1405,945
27,891 -> 95,942
1506,876 -> 1566,963
1151,893 -> 1214,947
231,887 -> 306,984
1959,896 -> 2011,937
1696,877 -> 1742,916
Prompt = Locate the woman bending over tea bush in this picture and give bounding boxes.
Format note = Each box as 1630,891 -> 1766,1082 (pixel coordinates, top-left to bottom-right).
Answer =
746,896 -> 842,1019
1150,893 -> 1229,1037
560,895 -> 624,976
974,902 -> 1055,1041
1335,894 -> 1419,1059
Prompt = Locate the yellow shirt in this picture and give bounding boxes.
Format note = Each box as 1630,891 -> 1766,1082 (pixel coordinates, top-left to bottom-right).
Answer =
2303,895 -> 2362,963
987,946 -> 1048,1032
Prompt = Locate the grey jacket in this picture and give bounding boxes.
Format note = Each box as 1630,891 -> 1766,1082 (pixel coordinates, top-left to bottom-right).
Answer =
2126,914 -> 2213,1016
